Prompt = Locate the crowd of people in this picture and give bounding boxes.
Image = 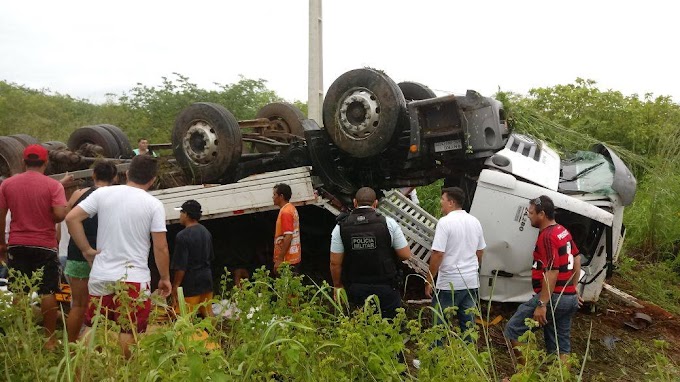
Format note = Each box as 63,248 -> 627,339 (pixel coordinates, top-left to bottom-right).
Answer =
0,142 -> 304,356
330,185 -> 582,370
0,142 -> 583,370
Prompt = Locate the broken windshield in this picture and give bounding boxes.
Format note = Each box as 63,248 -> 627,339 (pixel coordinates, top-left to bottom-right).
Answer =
559,151 -> 615,195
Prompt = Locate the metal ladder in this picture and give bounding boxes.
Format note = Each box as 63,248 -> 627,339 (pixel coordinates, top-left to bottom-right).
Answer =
378,190 -> 438,278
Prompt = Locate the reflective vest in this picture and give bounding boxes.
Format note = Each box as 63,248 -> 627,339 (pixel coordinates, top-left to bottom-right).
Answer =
339,208 -> 397,285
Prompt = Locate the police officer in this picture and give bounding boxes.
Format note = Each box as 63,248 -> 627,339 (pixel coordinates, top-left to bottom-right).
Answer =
330,187 -> 412,318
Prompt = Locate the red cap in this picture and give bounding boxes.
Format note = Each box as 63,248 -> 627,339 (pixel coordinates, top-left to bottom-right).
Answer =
23,144 -> 48,161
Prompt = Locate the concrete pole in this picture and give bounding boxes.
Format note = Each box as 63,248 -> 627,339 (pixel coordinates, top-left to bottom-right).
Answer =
308,0 -> 323,125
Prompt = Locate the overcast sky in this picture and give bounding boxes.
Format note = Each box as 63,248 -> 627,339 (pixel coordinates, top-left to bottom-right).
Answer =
1,0 -> 678,105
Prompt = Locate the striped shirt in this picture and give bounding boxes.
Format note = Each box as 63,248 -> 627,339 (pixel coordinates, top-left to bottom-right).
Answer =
531,224 -> 579,295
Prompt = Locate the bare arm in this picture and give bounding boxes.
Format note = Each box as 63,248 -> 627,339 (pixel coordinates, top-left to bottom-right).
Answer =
171,270 -> 186,304
66,188 -> 87,211
274,233 -> 293,271
172,270 -> 185,289
65,206 -> 97,261
425,250 -> 444,298
394,245 -> 411,261
279,234 -> 293,258
534,269 -> 559,326
51,174 -> 74,223
476,249 -> 484,263
538,270 -> 558,303
152,232 -> 170,281
330,251 -> 344,288
572,254 -> 583,306
52,205 -> 68,223
0,207 -> 7,262
152,231 -> 171,298
572,254 -> 581,290
428,250 -> 444,286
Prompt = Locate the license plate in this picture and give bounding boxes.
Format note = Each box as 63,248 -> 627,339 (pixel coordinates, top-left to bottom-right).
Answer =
434,139 -> 462,153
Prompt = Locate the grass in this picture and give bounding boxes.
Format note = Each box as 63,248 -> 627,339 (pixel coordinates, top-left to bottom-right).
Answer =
2,266 -> 678,381
615,257 -> 680,315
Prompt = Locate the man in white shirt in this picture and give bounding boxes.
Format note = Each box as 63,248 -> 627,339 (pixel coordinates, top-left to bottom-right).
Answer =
426,187 -> 486,343
66,155 -> 170,357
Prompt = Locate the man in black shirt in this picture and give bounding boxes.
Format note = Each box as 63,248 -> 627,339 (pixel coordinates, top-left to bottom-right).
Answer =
171,200 -> 214,317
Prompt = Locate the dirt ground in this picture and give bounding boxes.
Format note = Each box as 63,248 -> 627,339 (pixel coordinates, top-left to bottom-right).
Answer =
403,275 -> 680,381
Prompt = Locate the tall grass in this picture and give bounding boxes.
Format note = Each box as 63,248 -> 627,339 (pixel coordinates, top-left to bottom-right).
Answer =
622,128 -> 680,257
2,266 -> 678,380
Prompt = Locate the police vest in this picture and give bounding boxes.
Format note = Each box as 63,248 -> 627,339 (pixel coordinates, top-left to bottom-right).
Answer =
339,208 -> 397,285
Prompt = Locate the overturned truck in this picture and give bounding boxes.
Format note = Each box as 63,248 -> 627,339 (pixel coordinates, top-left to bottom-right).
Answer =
0,68 -> 636,304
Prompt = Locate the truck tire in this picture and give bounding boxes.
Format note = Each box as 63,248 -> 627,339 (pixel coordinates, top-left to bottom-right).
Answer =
254,102 -> 305,153
9,134 -> 39,147
67,126 -> 122,158
323,68 -> 407,158
41,141 -> 68,151
173,102 -> 242,183
98,124 -> 134,158
0,136 -> 26,177
398,81 -> 436,101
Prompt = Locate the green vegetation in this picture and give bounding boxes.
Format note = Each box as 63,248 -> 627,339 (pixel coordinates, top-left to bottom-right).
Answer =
5,267 -> 676,381
0,74 -> 285,143
2,74 -> 680,379
616,258 -> 680,315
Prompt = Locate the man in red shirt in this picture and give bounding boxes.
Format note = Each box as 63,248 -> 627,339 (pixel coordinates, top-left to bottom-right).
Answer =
0,144 -> 71,349
271,183 -> 301,274
504,195 -> 582,364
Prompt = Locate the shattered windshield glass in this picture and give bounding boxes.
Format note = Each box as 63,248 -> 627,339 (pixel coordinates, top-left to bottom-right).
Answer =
559,151 -> 615,195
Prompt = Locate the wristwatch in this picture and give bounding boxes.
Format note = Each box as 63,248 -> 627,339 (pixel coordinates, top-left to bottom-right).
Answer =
537,299 -> 546,307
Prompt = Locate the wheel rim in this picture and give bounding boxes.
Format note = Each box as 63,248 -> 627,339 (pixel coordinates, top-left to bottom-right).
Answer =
338,88 -> 381,139
183,120 -> 219,165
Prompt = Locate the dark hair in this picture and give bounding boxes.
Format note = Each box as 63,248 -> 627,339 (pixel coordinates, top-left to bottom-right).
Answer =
92,161 -> 118,183
127,155 -> 158,184
138,138 -> 148,143
355,187 -> 377,206
273,183 -> 292,201
529,195 -> 555,219
24,159 -> 45,168
181,200 -> 202,221
441,187 -> 465,207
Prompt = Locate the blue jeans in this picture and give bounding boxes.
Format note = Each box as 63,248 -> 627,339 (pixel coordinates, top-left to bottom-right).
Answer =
504,293 -> 579,354
432,288 -> 478,343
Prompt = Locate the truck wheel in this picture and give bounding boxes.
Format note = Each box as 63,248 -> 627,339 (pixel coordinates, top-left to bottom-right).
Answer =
0,136 -> 26,177
98,124 -> 134,158
9,134 -> 39,147
173,102 -> 242,183
254,102 -> 305,153
398,81 -> 436,101
67,126 -> 122,158
323,68 -> 407,158
41,141 -> 68,151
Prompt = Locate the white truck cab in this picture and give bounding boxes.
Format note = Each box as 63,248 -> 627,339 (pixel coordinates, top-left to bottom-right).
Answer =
471,136 -> 634,303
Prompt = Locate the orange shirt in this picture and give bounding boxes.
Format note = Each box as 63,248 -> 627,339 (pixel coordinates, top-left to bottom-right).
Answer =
274,203 -> 301,265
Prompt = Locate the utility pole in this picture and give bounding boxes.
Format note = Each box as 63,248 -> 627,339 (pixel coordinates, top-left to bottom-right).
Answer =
308,0 -> 323,125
